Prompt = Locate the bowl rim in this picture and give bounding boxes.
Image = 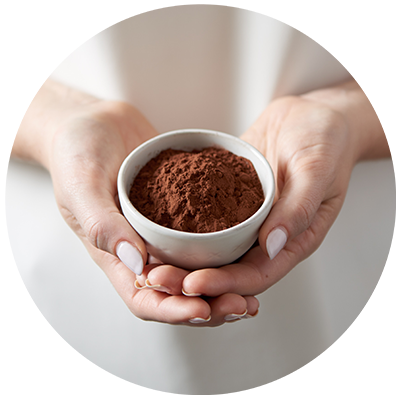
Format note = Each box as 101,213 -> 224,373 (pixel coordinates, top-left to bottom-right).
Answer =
117,129 -> 275,240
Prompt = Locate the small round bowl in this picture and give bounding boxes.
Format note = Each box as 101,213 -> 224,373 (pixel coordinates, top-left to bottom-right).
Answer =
118,129 -> 275,270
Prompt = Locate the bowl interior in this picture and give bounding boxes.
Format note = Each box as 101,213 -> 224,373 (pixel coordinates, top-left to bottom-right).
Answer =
119,129 -> 275,237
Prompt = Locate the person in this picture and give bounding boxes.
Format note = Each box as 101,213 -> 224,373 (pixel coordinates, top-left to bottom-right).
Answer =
8,5 -> 394,394
13,77 -> 389,327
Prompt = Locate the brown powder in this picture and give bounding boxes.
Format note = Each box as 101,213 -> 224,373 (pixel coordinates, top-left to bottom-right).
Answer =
129,146 -> 264,233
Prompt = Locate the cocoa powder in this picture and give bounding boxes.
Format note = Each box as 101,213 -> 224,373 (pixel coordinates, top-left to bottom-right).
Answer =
129,146 -> 264,233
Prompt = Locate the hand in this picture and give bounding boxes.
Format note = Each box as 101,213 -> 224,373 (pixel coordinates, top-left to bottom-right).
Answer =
48,101 -> 245,326
137,80 -> 388,316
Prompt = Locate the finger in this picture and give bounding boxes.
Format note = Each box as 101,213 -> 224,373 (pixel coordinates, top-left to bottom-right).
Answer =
182,246 -> 300,297
183,200 -> 341,298
134,273 -> 259,326
182,247 -> 271,297
179,293 -> 248,328
181,294 -> 259,327
259,162 -> 330,260
208,294 -> 260,323
148,254 -> 162,264
132,290 -> 211,325
134,263 -> 163,289
242,296 -> 260,319
130,276 -> 259,326
64,181 -> 148,276
88,249 -> 212,325
144,264 -> 192,295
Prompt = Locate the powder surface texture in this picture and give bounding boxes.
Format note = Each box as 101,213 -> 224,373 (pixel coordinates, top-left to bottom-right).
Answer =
129,146 -> 264,233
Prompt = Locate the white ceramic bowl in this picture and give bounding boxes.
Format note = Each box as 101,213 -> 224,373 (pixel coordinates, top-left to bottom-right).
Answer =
118,129 -> 275,269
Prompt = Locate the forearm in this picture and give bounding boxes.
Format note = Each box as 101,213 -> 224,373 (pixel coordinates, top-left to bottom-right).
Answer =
301,79 -> 390,161
12,79 -> 99,169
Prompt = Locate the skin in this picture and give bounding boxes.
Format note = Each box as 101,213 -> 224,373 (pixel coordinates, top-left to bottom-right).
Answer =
5,4 -> 396,326
13,79 -> 390,327
136,80 -> 390,326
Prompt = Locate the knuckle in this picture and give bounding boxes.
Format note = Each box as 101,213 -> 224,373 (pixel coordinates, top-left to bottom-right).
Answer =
294,197 -> 316,231
83,216 -> 105,250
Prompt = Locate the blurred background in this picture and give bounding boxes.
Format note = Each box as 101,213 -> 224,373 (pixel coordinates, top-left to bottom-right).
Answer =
6,5 -> 395,395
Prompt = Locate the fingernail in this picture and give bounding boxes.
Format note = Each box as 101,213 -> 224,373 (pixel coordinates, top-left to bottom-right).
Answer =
224,310 -> 248,321
189,315 -> 211,324
134,280 -> 146,290
182,288 -> 202,297
266,227 -> 287,260
145,279 -> 170,293
116,241 -> 144,275
242,309 -> 259,319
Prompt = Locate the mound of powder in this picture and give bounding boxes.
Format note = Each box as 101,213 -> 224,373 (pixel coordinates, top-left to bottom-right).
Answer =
129,146 -> 264,233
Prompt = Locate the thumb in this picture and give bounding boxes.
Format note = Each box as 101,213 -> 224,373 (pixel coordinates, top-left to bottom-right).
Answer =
259,170 -> 326,260
63,183 -> 147,276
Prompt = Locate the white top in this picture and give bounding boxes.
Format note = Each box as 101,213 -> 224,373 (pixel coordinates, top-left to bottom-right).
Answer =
6,5 -> 395,395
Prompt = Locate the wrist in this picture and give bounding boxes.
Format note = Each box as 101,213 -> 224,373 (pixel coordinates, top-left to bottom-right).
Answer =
301,82 -> 396,163
13,80 -> 101,169
301,80 -> 388,162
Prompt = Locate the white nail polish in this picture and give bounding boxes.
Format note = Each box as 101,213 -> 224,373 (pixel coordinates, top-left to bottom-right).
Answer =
116,242 -> 144,275
224,310 -> 248,321
145,279 -> 170,293
189,316 -> 211,324
182,288 -> 202,297
134,280 -> 146,290
242,310 -> 259,319
266,228 -> 287,260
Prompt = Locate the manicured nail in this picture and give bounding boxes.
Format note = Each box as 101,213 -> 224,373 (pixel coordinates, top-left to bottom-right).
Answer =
116,241 -> 144,275
266,227 -> 287,260
134,280 -> 146,290
241,309 -> 259,319
182,288 -> 202,297
189,315 -> 211,324
224,310 -> 248,321
145,279 -> 170,293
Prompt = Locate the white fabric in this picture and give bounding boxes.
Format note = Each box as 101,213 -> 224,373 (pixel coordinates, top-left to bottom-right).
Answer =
6,5 -> 395,395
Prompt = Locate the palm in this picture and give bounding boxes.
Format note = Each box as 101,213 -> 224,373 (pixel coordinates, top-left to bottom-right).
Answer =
47,103 -> 258,326
140,96 -> 354,313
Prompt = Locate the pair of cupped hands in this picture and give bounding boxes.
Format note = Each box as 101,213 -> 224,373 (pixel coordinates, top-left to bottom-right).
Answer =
47,88 -> 357,327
